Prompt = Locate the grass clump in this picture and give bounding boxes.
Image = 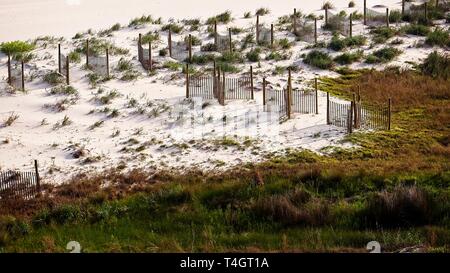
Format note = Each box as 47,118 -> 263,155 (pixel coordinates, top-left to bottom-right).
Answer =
68,51 -> 81,63
303,50 -> 334,69
403,24 -> 430,36
328,35 -> 366,51
370,27 -> 396,44
49,85 -> 78,96
206,11 -> 232,25
246,48 -> 261,62
425,28 -> 450,47
0,40 -> 34,55
420,51 -> 450,80
129,15 -> 153,27
43,71 -> 65,85
255,8 -> 270,16
365,47 -> 402,64
334,51 -> 363,65
3,112 -> 19,127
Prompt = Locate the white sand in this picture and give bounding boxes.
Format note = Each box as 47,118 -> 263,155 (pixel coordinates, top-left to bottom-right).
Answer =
0,0 -> 448,183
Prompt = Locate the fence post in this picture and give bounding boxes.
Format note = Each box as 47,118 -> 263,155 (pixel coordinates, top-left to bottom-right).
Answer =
364,0 -> 367,25
256,15 -> 260,44
250,66 -> 254,100
287,69 -> 292,119
315,78 -> 319,114
21,60 -> 25,91
388,98 -> 391,130
325,7 -> 329,27
314,18 -> 318,45
168,28 -> 172,58
188,34 -> 192,63
424,2 -> 428,21
348,101 -> 354,134
186,64 -> 190,98
326,92 -> 330,125
350,13 -> 353,38
270,24 -> 274,48
66,56 -> 70,85
149,41 -> 153,71
7,53 -> 11,85
228,28 -> 232,53
214,20 -> 218,48
58,43 -> 62,74
386,8 -> 390,28
353,93 -> 357,128
86,39 -> 89,67
106,47 -> 110,78
293,8 -> 297,34
34,160 -> 41,193
263,77 -> 266,106
222,71 -> 226,105
402,0 -> 405,17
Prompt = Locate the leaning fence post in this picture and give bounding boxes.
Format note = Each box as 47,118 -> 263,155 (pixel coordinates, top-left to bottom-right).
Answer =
326,92 -> 330,125
66,56 -> 70,85
86,39 -> 89,67
364,0 -> 367,25
314,18 -> 318,45
270,24 -> 274,47
21,60 -> 25,91
315,78 -> 319,114
386,8 -> 390,28
388,98 -> 391,130
186,64 -> 190,98
256,15 -> 260,44
350,13 -> 353,38
325,7 -> 329,27
228,28 -> 232,53
188,34 -> 192,63
263,77 -> 266,106
58,43 -> 62,74
34,160 -> 41,193
7,53 -> 11,85
149,41 -> 153,71
168,28 -> 172,58
106,47 -> 110,78
250,66 -> 254,100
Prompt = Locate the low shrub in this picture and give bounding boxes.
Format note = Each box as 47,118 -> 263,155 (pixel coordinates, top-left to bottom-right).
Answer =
425,28 -> 450,47
303,50 -> 334,69
334,51 -> 363,65
403,24 -> 430,36
246,48 -> 261,62
365,47 -> 402,64
421,51 -> 450,80
44,71 -> 65,85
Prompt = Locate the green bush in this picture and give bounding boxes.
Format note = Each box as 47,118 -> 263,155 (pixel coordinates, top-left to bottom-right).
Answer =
420,51 -> 450,80
206,11 -> 232,25
218,51 -> 244,63
389,10 -> 402,23
161,24 -> 183,34
370,27 -> 396,44
117,58 -> 132,72
44,71 -> 65,85
216,62 -> 240,73
141,32 -> 160,44
246,48 -> 261,62
334,51 -> 363,65
255,8 -> 270,16
278,38 -> 292,49
201,43 -> 217,52
68,51 -> 81,63
189,54 -> 215,65
0,40 -> 35,55
328,35 -> 366,51
403,24 -> 430,36
129,15 -> 153,27
365,47 -> 402,64
303,50 -> 334,69
425,28 -> 450,47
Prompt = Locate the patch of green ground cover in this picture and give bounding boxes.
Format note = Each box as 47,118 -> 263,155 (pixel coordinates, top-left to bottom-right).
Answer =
1,170 -> 449,252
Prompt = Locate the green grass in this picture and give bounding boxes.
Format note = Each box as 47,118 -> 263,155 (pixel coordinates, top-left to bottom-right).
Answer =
303,50 -> 334,69
0,40 -> 35,55
425,28 -> 450,47
328,35 -> 366,51
334,51 -> 363,65
365,47 -> 402,64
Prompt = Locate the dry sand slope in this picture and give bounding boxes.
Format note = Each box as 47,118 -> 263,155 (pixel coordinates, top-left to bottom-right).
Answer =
0,0 -> 448,183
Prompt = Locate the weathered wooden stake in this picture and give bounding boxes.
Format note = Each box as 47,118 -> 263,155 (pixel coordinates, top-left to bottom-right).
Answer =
386,8 -> 390,28
364,0 -> 367,25
168,28 -> 172,58
66,56 -> 70,85
256,15 -> 260,44
214,21 -> 218,47
86,39 -> 90,67
388,98 -> 392,130
353,93 -> 357,128
7,53 -> 11,85
326,92 -> 330,125
263,77 -> 266,106
250,66 -> 254,100
293,8 -> 297,34
314,18 -> 318,45
228,28 -> 232,53
21,60 -> 25,91
325,7 -> 329,26
186,64 -> 190,98
424,2 -> 428,21
348,101 -> 354,134
106,47 -> 110,78
222,71 -> 226,105
58,43 -> 62,74
270,24 -> 274,47
149,41 -> 153,71
138,33 -> 142,62
188,34 -> 192,63
34,160 -> 40,193
287,69 -> 292,119
315,78 -> 319,114
402,0 -> 405,17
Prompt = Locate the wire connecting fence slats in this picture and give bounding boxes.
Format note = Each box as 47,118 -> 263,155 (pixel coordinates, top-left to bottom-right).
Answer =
0,170 -> 39,200
189,76 -> 215,99
357,103 -> 390,130
265,86 -> 288,122
329,99 -> 351,129
224,77 -> 252,100
291,89 -> 317,114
